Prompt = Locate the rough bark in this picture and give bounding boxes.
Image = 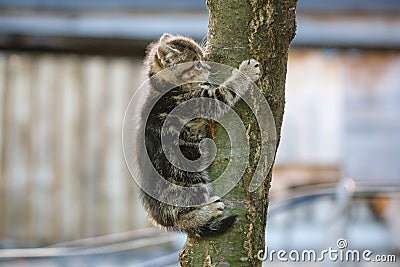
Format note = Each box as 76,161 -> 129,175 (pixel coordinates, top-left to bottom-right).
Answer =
179,0 -> 297,266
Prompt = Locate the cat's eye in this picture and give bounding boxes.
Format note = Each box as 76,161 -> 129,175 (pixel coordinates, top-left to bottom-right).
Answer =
195,61 -> 203,70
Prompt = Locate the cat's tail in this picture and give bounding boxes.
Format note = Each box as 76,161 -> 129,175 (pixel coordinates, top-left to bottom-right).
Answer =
194,215 -> 237,238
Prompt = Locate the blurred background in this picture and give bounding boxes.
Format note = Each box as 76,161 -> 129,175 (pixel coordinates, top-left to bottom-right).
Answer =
0,0 -> 399,266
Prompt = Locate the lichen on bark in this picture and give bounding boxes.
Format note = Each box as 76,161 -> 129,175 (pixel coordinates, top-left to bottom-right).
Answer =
179,0 -> 297,266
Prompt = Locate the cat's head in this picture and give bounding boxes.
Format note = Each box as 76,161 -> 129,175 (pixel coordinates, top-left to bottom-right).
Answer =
146,34 -> 210,83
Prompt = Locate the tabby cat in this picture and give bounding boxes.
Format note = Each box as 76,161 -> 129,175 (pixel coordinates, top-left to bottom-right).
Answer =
134,33 -> 260,237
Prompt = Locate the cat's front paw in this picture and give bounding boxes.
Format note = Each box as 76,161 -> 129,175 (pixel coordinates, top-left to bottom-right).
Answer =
239,59 -> 260,82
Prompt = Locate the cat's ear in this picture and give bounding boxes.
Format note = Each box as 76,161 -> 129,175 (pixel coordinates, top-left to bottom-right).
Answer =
157,44 -> 181,66
160,33 -> 173,43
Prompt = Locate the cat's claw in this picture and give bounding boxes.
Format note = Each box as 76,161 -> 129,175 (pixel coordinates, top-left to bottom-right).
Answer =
239,59 -> 261,82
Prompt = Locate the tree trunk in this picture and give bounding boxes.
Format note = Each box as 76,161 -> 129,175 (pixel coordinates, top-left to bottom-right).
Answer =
179,0 -> 297,266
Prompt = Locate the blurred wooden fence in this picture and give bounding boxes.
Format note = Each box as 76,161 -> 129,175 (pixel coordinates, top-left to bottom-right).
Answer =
0,53 -> 149,245
1,49 -> 399,246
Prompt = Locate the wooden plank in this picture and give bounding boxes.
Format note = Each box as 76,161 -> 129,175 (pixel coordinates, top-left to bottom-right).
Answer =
0,53 -> 37,242
93,56 -> 109,235
80,56 -> 108,237
125,59 -> 150,229
105,58 -> 151,231
30,54 -> 58,242
57,56 -> 83,241
23,55 -> 34,241
3,53 -> 31,240
0,54 -> 7,239
79,57 -> 93,238
102,58 -> 129,233
3,54 -> 17,239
